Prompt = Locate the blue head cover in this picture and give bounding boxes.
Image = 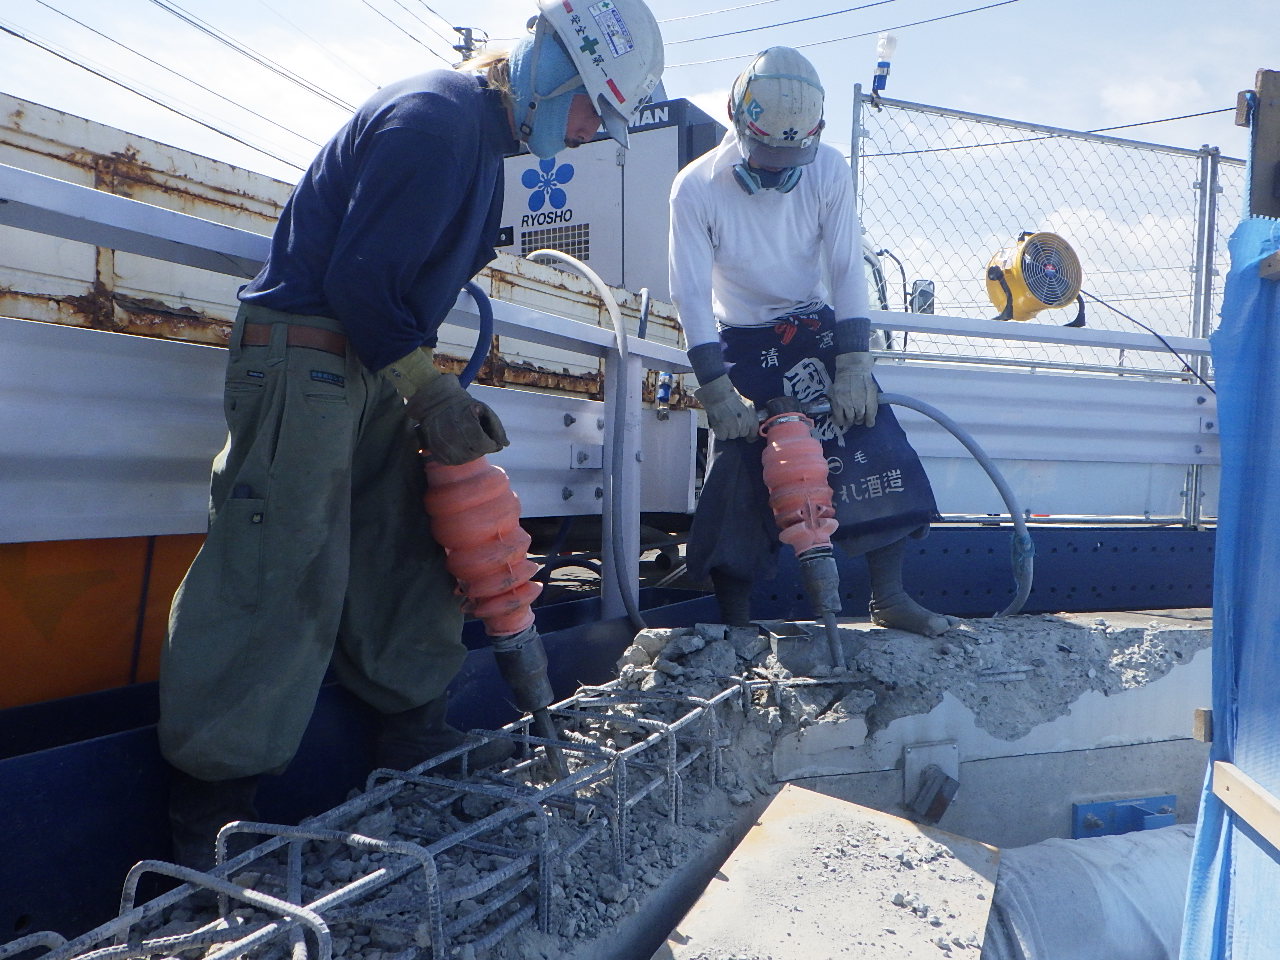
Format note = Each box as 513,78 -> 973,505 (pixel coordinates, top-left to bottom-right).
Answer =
509,29 -> 587,160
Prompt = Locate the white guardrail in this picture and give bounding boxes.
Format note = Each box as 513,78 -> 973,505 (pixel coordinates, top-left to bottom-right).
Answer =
0,162 -> 1220,615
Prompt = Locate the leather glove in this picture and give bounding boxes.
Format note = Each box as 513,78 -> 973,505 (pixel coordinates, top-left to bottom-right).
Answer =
830,351 -> 879,430
694,374 -> 759,441
385,347 -> 509,465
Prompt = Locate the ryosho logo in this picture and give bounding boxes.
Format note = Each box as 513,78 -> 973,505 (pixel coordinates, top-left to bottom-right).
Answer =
522,158 -> 575,212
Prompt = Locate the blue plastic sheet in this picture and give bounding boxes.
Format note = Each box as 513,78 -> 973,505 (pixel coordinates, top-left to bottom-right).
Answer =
1181,217 -> 1280,959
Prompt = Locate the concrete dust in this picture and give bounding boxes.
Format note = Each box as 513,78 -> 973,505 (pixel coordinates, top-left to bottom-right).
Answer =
655,784 -> 997,959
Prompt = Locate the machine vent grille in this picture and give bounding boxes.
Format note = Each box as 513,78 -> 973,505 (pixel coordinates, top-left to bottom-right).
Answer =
521,224 -> 590,261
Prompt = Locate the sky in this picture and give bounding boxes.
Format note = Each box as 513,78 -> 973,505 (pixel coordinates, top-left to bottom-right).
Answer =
0,0 -> 1270,185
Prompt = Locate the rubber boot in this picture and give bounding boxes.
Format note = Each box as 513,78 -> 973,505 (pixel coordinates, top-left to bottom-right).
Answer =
374,694 -> 514,774
168,768 -> 261,873
710,567 -> 753,627
865,538 -> 958,638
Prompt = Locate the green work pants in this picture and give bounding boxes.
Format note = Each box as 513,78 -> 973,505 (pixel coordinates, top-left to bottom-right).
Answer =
159,304 -> 466,781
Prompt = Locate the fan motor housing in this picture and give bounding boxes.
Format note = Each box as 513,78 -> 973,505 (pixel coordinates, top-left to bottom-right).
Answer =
986,231 -> 1082,321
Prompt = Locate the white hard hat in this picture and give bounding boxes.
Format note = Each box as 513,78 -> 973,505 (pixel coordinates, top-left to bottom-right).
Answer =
730,46 -> 825,168
536,0 -> 664,148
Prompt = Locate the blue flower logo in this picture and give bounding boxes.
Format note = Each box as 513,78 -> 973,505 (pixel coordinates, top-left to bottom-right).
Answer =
522,158 -> 575,212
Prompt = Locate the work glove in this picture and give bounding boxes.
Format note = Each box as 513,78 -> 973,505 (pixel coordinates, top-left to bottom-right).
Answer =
386,347 -> 510,465
830,351 -> 879,430
694,374 -> 759,442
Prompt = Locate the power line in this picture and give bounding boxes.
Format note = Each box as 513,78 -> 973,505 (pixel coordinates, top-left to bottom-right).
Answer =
667,0 -> 900,45
32,0 -> 321,149
413,0 -> 466,38
146,0 -> 356,111
259,0 -> 380,88
0,20 -> 305,171
659,0 -> 783,24
669,0 -> 1022,68
358,0 -> 453,66
388,0 -> 460,53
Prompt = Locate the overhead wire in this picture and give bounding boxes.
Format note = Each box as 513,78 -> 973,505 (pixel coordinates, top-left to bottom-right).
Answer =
145,0 -> 356,111
660,0 -> 778,23
390,0 -> 463,53
358,0 -> 453,65
0,20 -> 306,171
669,0 -> 1022,67
658,0 -> 783,23
259,0 -> 380,88
667,0 -> 901,44
412,0 -> 469,42
31,0 -> 322,150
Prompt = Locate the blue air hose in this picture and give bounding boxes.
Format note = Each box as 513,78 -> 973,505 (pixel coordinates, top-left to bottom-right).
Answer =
459,281 -> 494,388
878,392 -> 1034,617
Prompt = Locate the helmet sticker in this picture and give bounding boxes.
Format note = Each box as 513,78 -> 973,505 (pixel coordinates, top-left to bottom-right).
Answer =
590,0 -> 635,58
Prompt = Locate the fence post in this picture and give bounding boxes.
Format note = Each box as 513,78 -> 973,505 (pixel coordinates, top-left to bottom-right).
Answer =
850,83 -> 863,218
1185,147 -> 1221,528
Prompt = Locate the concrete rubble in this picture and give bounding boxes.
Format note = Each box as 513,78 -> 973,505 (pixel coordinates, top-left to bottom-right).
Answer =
64,610 -> 1209,960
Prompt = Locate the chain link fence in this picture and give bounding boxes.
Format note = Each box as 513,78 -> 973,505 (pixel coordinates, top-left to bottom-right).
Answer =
854,92 -> 1245,379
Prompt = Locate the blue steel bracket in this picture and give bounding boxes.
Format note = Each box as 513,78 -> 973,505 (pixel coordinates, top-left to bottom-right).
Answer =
1072,794 -> 1177,839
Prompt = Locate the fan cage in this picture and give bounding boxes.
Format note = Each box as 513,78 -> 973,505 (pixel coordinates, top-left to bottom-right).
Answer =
1020,236 -> 1082,306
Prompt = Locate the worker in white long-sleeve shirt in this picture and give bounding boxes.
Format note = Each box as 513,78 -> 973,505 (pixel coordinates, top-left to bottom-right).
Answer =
668,46 -> 957,638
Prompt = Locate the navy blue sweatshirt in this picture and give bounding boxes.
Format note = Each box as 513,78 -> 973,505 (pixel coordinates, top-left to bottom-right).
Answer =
240,70 -> 517,372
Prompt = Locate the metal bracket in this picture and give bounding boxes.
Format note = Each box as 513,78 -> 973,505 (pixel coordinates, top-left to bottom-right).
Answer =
903,740 -> 959,806
1071,794 -> 1176,838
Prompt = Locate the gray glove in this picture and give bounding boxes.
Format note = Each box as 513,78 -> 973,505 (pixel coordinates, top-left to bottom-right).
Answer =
385,347 -> 509,465
830,351 -> 878,430
405,373 -> 509,465
694,375 -> 759,441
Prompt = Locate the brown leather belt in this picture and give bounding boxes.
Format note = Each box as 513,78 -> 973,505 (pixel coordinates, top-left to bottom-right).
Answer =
241,323 -> 347,357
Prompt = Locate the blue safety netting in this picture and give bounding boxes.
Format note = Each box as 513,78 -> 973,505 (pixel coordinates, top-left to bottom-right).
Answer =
1180,216 -> 1280,959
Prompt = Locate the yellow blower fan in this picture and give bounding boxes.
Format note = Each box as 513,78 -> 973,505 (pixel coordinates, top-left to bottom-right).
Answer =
986,231 -> 1085,327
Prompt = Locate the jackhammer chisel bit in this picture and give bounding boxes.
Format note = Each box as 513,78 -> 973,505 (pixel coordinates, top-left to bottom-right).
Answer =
492,625 -> 568,778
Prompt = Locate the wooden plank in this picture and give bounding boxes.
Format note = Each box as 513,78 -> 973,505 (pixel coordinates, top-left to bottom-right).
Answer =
1193,707 -> 1214,743
1260,251 -> 1280,281
652,784 -> 999,959
1213,761 -> 1280,852
1248,70 -> 1280,219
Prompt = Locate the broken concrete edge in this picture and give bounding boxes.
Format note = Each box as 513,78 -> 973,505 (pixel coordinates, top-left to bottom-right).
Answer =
588,790 -> 778,960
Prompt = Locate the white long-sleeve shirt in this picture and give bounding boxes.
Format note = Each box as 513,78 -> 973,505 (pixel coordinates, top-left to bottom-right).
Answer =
668,130 -> 871,350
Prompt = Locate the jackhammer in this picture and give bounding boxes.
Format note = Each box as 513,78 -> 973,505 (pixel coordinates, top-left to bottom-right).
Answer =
421,455 -> 567,778
756,391 -> 1035,673
417,282 -> 567,779
758,396 -> 848,671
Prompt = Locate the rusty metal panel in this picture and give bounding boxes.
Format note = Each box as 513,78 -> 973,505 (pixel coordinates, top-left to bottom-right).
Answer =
1,93 -> 283,343
1,94 -> 698,401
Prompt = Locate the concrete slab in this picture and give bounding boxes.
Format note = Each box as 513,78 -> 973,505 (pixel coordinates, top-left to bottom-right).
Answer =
652,784 -> 999,959
772,609 -> 1212,781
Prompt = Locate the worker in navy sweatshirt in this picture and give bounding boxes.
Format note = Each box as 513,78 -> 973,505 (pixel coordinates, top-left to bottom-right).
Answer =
159,0 -> 663,871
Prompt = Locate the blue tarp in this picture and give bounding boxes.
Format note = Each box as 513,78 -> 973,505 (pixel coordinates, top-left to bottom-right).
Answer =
1181,216 -> 1280,958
